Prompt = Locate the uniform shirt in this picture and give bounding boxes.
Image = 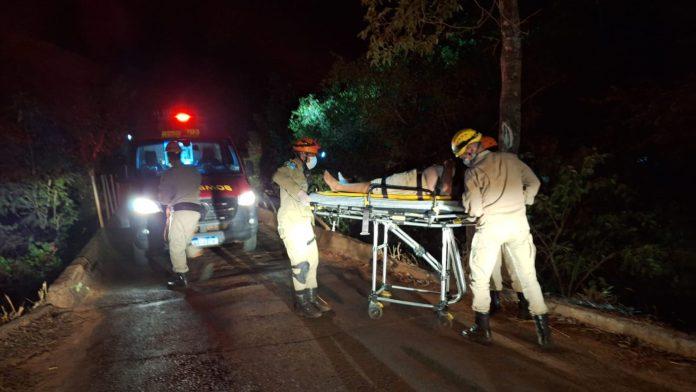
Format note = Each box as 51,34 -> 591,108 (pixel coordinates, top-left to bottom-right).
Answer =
158,163 -> 202,206
462,151 -> 540,218
272,159 -> 313,223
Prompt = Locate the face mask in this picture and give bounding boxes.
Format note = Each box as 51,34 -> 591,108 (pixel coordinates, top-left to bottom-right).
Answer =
306,155 -> 317,170
462,158 -> 472,167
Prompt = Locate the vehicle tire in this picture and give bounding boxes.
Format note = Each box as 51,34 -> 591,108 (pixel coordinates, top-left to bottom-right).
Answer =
242,233 -> 258,252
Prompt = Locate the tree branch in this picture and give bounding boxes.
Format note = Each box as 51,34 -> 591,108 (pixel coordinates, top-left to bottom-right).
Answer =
574,252 -> 618,293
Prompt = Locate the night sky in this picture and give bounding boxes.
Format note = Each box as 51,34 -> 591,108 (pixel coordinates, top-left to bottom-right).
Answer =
1,0 -> 366,134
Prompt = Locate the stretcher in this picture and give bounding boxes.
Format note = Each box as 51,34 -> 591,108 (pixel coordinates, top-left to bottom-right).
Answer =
310,184 -> 474,324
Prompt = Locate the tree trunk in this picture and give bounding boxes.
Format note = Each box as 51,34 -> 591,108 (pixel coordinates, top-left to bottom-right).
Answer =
498,0 -> 522,153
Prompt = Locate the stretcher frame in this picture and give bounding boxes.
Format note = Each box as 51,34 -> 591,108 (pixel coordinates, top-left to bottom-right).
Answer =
310,184 -> 474,323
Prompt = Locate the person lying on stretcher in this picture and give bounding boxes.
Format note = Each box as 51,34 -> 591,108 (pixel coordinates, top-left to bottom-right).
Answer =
323,160 -> 456,196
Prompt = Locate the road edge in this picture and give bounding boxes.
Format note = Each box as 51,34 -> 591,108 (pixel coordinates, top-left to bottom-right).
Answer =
45,228 -> 109,308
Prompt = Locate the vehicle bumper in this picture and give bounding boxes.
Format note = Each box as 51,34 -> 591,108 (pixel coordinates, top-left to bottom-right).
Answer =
193,206 -> 258,247
131,206 -> 258,250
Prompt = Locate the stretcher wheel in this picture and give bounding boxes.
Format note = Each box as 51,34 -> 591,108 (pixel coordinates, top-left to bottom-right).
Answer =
437,311 -> 454,327
368,302 -> 384,320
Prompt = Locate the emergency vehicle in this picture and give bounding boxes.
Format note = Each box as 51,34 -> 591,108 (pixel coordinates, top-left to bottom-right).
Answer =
121,109 -> 258,259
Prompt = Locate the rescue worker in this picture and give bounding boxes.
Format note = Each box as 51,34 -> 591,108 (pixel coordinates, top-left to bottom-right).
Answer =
159,140 -> 202,289
452,129 -> 551,347
477,133 -> 533,320
272,137 -> 331,318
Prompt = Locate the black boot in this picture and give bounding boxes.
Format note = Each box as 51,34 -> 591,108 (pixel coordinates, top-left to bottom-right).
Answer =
489,291 -> 502,316
307,288 -> 332,312
461,312 -> 492,345
167,272 -> 189,290
294,290 -> 322,318
534,314 -> 552,347
517,292 -> 532,320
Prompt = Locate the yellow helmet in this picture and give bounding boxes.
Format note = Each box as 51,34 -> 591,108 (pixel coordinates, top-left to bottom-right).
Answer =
451,128 -> 482,158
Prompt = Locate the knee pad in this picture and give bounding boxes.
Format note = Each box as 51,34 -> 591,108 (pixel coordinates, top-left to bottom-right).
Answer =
292,261 -> 310,284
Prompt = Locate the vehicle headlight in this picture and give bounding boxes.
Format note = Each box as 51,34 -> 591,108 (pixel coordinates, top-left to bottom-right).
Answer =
238,190 -> 256,206
131,197 -> 162,215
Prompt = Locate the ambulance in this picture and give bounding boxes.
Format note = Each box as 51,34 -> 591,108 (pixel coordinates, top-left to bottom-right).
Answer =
122,109 -> 258,260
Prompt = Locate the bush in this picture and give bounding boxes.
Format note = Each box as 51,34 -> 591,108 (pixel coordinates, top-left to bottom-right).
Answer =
529,151 -> 670,298
0,95 -> 89,299
0,242 -> 61,287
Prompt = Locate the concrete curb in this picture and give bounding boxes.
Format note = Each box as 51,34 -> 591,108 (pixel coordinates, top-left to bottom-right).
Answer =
46,229 -> 109,308
547,299 -> 696,359
258,207 -> 695,359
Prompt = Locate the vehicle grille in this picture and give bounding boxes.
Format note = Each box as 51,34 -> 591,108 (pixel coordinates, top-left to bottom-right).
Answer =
200,197 -> 237,221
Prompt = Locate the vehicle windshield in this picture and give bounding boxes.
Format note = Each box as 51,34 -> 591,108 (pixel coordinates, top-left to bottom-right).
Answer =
135,140 -> 241,176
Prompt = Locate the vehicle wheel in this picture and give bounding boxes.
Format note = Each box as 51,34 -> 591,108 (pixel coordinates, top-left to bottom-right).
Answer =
243,233 -> 258,251
368,301 -> 384,320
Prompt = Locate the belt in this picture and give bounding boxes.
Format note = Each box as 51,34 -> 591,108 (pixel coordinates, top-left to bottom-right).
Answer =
172,202 -> 202,213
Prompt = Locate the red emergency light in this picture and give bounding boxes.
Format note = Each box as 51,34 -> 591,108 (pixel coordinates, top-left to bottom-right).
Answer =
174,112 -> 191,123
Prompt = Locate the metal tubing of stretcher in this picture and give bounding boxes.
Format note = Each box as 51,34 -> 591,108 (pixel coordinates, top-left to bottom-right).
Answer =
445,231 -> 457,302
444,229 -> 453,295
313,211 -> 471,229
440,226 -> 448,305
446,232 -> 467,304
383,221 -> 442,273
371,220 -> 379,293
377,297 -> 437,309
382,223 -> 389,287
390,284 -> 440,294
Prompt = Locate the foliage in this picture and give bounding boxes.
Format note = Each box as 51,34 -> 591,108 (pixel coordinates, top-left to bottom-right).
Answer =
252,76 -> 302,186
529,152 -> 670,297
0,176 -> 80,255
244,130 -> 263,190
288,56 -> 497,179
0,243 -> 62,286
0,94 -> 91,299
360,0 -> 491,65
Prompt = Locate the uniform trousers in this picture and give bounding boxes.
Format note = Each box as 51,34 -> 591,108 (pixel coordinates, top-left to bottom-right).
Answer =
168,210 -> 201,274
469,213 -> 548,315
278,217 -> 319,291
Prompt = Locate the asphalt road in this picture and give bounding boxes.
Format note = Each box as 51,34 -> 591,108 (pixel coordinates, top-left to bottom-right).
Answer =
16,225 -> 696,392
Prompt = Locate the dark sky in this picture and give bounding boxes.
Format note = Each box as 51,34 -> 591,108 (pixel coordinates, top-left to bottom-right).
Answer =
1,0 -> 367,133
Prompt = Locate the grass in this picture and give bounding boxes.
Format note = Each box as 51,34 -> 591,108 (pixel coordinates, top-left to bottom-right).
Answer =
1,282 -> 47,325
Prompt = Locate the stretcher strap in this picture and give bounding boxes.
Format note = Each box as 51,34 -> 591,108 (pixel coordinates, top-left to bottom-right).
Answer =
416,169 -> 423,200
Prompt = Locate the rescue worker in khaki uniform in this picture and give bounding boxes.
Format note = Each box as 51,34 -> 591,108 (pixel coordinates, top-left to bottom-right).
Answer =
159,140 -> 202,289
477,135 -> 533,320
272,137 -> 331,318
452,129 -> 551,347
